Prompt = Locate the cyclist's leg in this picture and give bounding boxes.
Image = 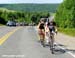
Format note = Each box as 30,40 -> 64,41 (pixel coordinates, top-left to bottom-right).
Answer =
38,29 -> 42,41
51,33 -> 55,54
40,29 -> 45,47
42,29 -> 45,40
51,33 -> 55,47
49,33 -> 52,49
39,29 -> 45,40
48,33 -> 54,54
49,31 -> 54,48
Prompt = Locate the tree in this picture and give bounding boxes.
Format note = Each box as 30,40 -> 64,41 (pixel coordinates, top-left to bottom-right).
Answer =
55,0 -> 75,28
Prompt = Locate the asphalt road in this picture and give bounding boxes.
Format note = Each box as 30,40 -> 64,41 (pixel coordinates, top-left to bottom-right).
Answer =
0,26 -> 74,58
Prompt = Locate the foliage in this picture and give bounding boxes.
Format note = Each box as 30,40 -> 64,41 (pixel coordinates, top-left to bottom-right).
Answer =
0,3 -> 59,25
0,8 -> 50,24
55,0 -> 75,28
58,28 -> 75,37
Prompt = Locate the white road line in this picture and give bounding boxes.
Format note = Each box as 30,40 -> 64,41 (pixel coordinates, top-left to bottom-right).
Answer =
67,52 -> 75,58
55,42 -> 75,58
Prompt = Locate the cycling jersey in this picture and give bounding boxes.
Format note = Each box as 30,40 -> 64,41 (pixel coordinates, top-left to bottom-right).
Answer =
47,21 -> 56,32
49,25 -> 55,32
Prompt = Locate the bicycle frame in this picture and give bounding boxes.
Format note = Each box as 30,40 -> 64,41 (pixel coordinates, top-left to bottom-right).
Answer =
49,32 -> 55,54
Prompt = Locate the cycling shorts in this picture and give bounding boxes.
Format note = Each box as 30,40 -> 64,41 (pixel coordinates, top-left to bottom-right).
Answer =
38,29 -> 45,35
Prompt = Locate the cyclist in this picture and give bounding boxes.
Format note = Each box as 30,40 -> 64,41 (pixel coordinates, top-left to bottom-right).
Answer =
46,19 -> 57,54
37,18 -> 45,46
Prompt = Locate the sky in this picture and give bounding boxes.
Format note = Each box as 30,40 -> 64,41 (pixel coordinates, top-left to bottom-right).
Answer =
0,0 -> 63,4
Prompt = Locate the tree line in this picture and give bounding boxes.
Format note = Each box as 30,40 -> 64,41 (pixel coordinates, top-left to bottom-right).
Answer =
0,4 -> 59,13
0,8 -> 50,24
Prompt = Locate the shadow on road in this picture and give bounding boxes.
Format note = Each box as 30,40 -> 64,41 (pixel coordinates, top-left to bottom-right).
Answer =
37,40 -> 75,55
54,48 -> 66,55
66,49 -> 75,53
44,43 -> 66,55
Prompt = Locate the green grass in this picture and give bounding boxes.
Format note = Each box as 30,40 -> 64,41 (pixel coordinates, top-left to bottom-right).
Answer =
0,24 -> 5,26
58,28 -> 75,37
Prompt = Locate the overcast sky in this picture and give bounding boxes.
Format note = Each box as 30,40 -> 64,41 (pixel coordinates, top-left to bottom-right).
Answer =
0,0 -> 63,4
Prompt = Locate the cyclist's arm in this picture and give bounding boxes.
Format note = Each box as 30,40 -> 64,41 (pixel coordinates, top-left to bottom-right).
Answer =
37,22 -> 40,29
54,26 -> 58,34
53,21 -> 58,33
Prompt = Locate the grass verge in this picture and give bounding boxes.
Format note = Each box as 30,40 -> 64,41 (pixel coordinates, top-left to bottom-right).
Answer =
58,28 -> 75,37
0,24 -> 5,26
